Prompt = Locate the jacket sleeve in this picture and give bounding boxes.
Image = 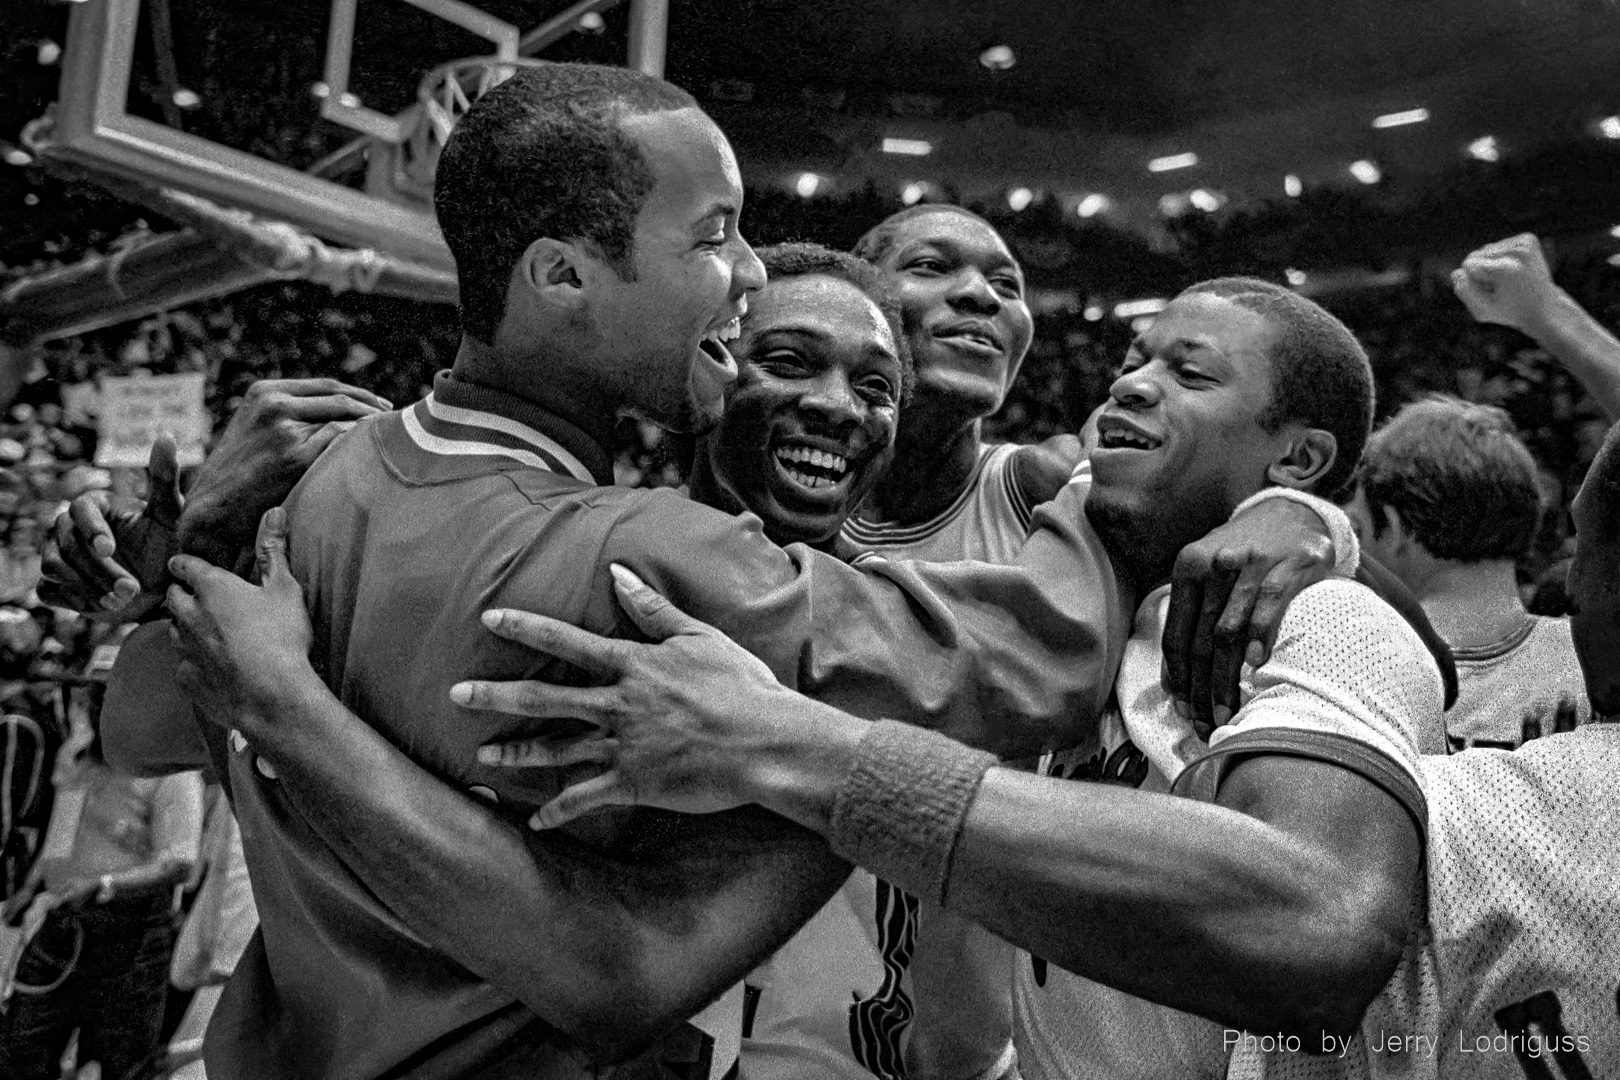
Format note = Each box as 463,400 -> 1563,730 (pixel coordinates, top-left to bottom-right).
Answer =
605,470 -> 1129,760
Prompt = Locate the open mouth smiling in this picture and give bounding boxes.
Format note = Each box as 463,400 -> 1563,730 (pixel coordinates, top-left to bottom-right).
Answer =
699,316 -> 742,363
772,441 -> 854,492
932,321 -> 1003,354
1095,416 -> 1163,451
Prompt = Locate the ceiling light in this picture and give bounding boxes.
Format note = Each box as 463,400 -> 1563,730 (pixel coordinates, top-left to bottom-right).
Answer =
1148,152 -> 1198,173
310,81 -> 331,99
23,193 -> 39,205
1372,108 -> 1429,129
1114,298 -> 1167,319
794,172 -> 822,198
900,182 -> 927,206
979,44 -> 1016,71
1188,188 -> 1220,212
1130,315 -> 1156,333
3,148 -> 32,166
1600,116 -> 1620,140
1083,304 -> 1104,322
1467,135 -> 1500,162
338,92 -> 362,109
1284,174 -> 1303,198
1076,193 -> 1109,218
1285,268 -> 1307,287
1007,187 -> 1035,211
576,11 -> 605,32
1609,254 -> 1620,267
1349,159 -> 1382,184
36,40 -> 61,65
1609,225 -> 1620,239
172,88 -> 202,109
882,137 -> 932,156
1158,192 -> 1189,216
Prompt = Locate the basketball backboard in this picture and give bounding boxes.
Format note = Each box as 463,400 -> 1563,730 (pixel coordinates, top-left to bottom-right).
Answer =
30,0 -> 666,274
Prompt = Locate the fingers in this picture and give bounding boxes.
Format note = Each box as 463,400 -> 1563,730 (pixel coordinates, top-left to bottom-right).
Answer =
450,678 -> 616,722
146,434 -> 185,528
269,394 -> 390,424
251,378 -> 392,410
609,564 -> 707,642
254,507 -> 297,591
167,553 -> 236,597
1208,561 -> 1270,725
530,772 -> 632,830
54,503 -> 136,608
1186,554 -> 1242,728
475,733 -> 614,769
1245,561 -> 1327,669
476,608 -> 625,678
1161,554 -> 1203,717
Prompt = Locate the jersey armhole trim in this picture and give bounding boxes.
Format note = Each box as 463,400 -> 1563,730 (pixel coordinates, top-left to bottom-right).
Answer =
1169,728 -> 1429,841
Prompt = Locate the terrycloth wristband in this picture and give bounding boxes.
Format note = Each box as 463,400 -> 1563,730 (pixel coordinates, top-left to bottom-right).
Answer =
827,720 -> 998,906
1230,486 -> 1360,578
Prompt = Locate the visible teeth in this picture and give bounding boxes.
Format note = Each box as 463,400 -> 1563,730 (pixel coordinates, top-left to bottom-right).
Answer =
717,318 -> 740,342
774,445 -> 849,481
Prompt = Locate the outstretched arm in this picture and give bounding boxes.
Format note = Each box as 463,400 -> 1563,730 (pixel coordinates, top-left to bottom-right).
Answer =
471,569 -> 1424,1043
162,514 -> 848,1062
1453,233 -> 1620,420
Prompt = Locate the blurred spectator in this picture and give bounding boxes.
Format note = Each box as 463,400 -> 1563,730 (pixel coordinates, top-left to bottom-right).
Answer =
1352,396 -> 1590,749
0,684 -> 204,1080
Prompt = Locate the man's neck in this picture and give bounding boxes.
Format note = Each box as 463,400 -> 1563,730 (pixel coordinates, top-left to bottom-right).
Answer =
1412,559 -> 1533,651
861,412 -> 985,526
450,336 -> 619,463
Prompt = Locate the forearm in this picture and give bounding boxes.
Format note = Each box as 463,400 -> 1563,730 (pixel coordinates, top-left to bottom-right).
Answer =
240,666 -> 848,1057
745,719 -> 1394,1038
943,767 -> 1378,1037
1522,290 -> 1620,420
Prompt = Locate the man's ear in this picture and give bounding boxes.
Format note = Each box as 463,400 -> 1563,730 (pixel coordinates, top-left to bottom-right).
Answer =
1265,427 -> 1337,490
515,237 -> 589,312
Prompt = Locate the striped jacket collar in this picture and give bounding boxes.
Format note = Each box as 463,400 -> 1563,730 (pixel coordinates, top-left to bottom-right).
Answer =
408,370 -> 613,486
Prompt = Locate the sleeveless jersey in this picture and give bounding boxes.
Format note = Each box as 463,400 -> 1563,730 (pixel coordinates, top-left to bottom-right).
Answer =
743,442 -> 1039,1080
1445,617 -> 1590,751
1014,578 -> 1440,1080
1228,722 -> 1620,1080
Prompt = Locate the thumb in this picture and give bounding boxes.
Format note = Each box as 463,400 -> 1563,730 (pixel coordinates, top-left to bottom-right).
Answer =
146,434 -> 184,527
609,564 -> 704,642
1451,269 -> 1495,321
255,506 -> 296,590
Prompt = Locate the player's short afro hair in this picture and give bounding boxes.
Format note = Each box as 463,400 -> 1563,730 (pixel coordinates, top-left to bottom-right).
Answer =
434,62 -> 697,343
1180,276 -> 1374,500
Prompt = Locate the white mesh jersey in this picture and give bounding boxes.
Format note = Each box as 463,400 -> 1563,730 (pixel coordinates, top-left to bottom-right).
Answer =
742,441 -> 1041,1080
1446,617 -> 1590,751
1015,578 -> 1441,1080
1228,722 -> 1620,1080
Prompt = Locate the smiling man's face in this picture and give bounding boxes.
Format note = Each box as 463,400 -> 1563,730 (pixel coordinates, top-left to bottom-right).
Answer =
1087,291 -> 1299,562
702,273 -> 902,545
871,209 -> 1033,423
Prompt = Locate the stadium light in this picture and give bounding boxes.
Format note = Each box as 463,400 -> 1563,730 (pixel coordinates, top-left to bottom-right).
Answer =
576,11 -> 605,32
1467,135 -> 1500,162
794,172 -> 822,198
172,88 -> 202,109
1188,188 -> 1220,212
1148,152 -> 1198,173
1349,159 -> 1382,184
1609,254 -> 1620,268
1083,304 -> 1104,321
1076,193 -> 1109,218
4,148 -> 33,167
1372,108 -> 1429,129
1131,315 -> 1156,333
1285,268 -> 1307,287
900,181 -> 927,206
980,44 -> 1016,71
1600,116 -> 1620,140
1284,174 -> 1303,198
1609,225 -> 1620,239
37,40 -> 61,65
1114,298 -> 1167,319
1007,187 -> 1035,211
1158,192 -> 1189,216
882,137 -> 932,156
